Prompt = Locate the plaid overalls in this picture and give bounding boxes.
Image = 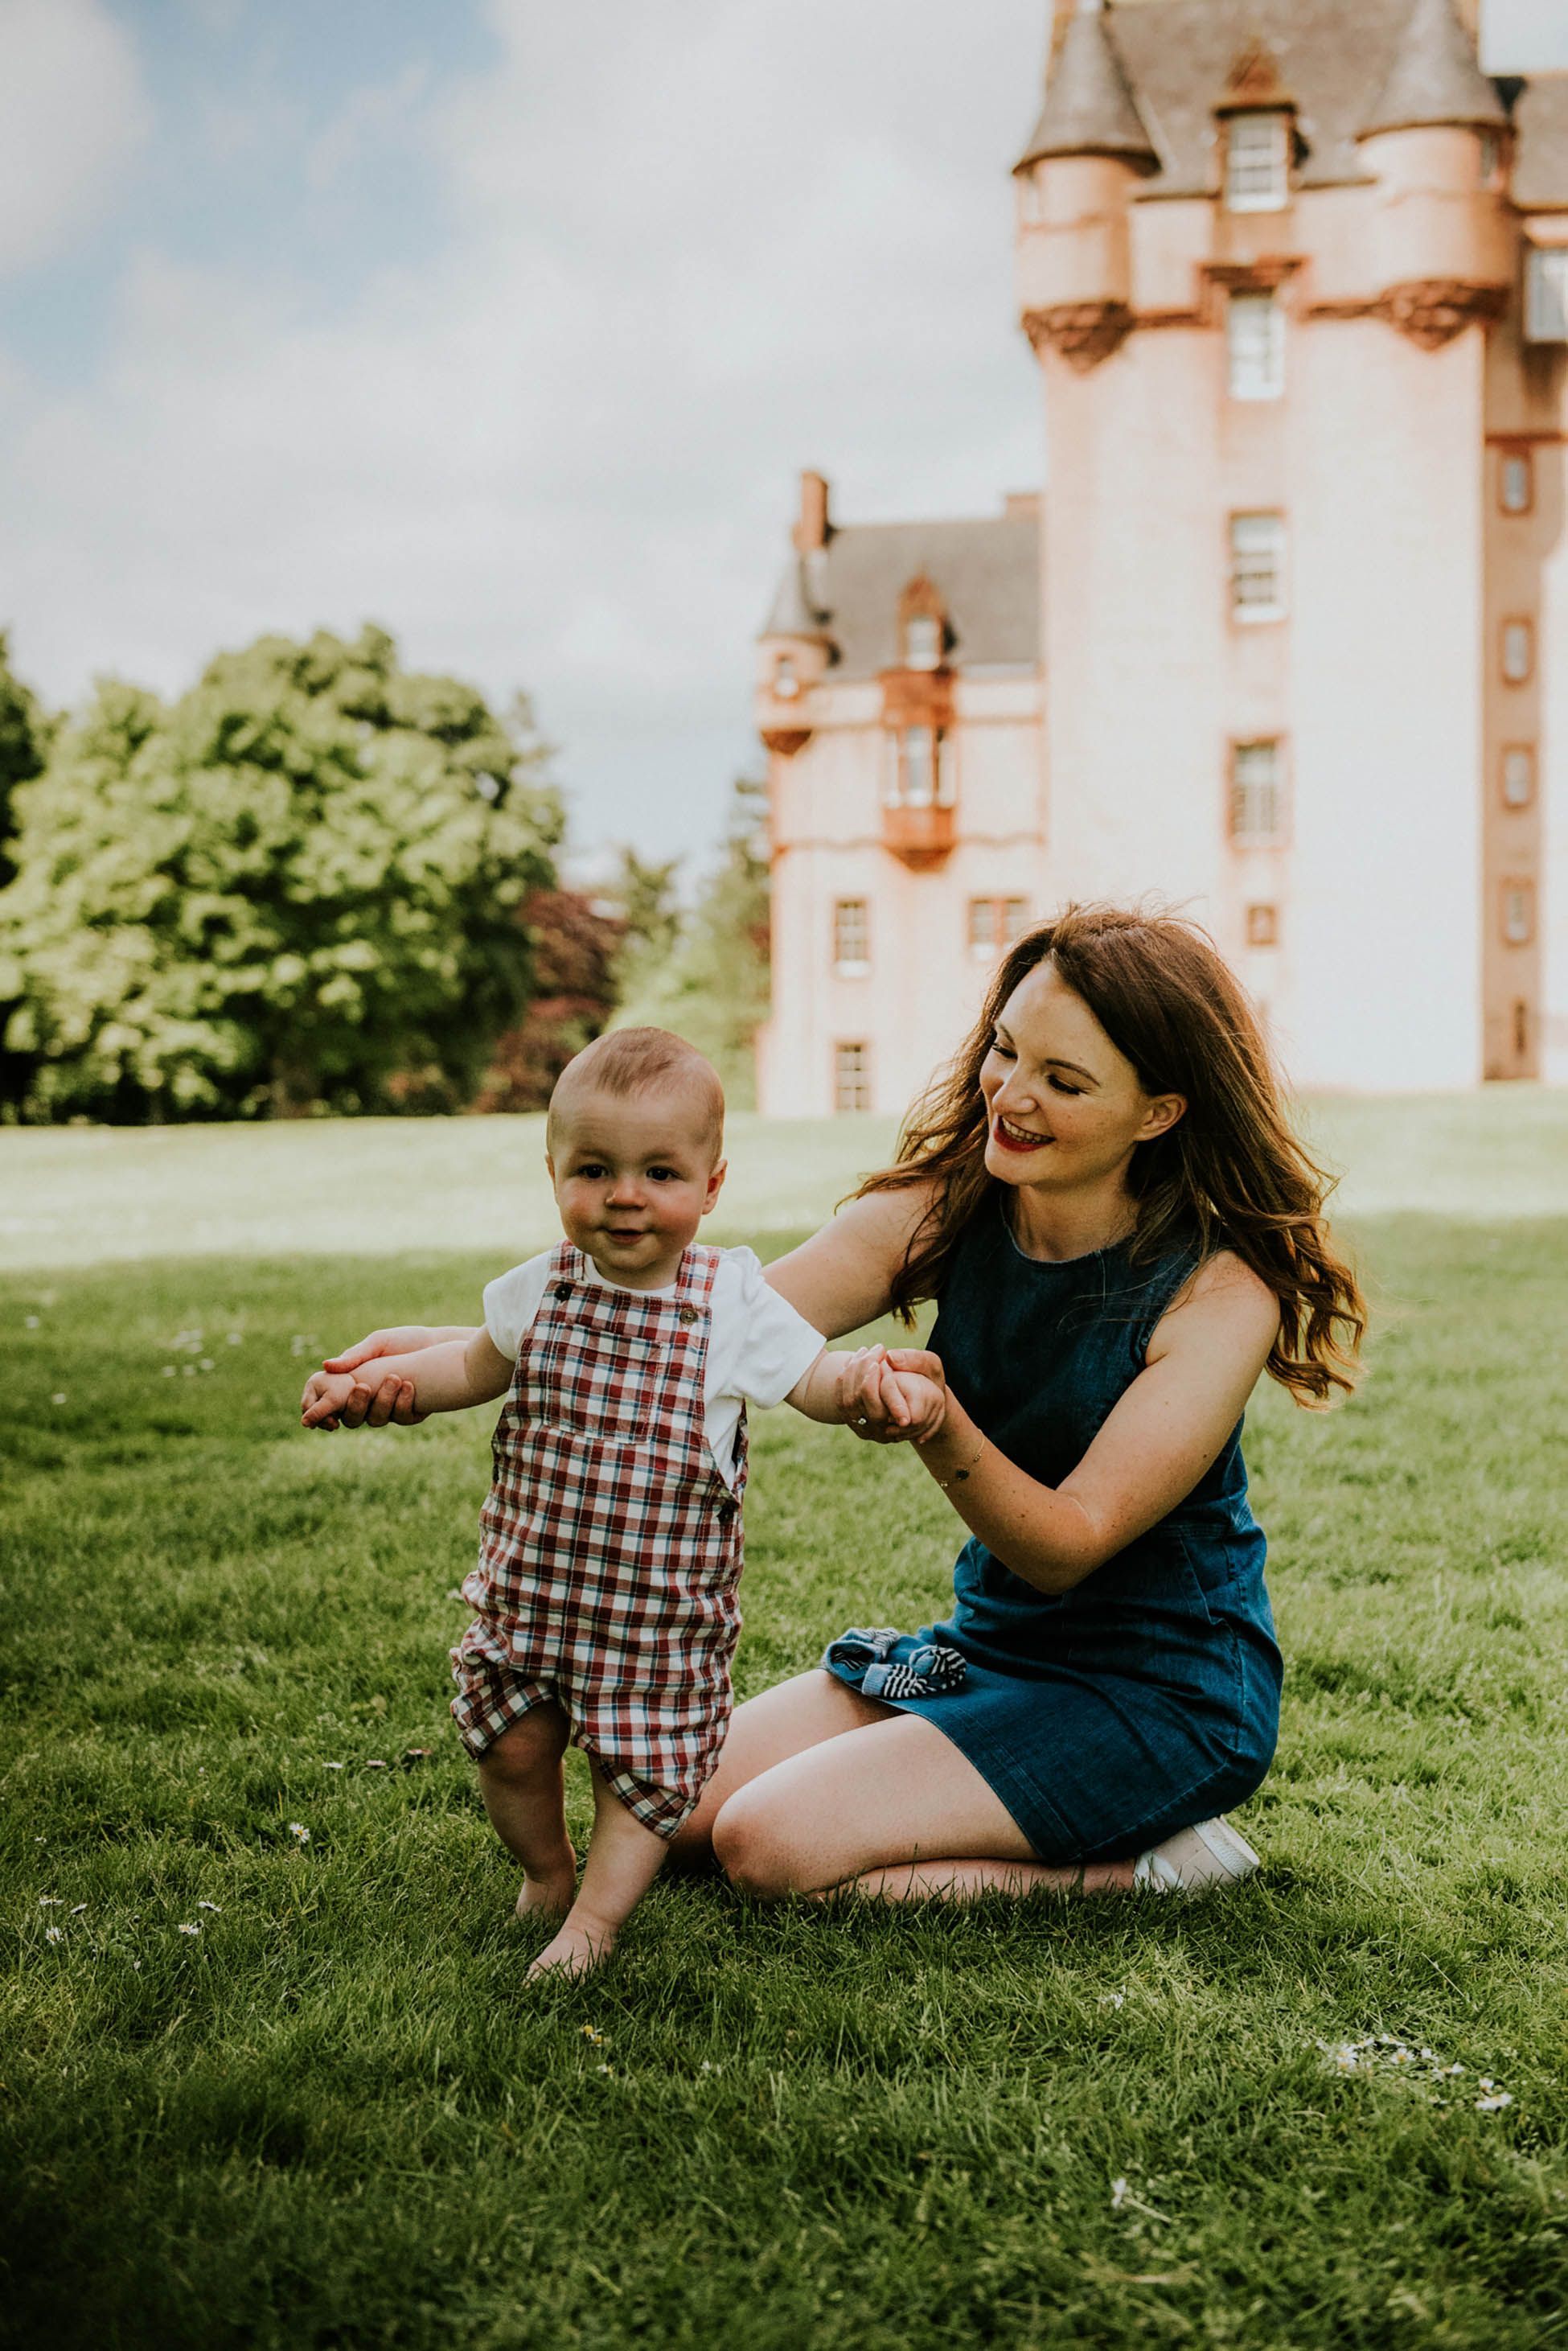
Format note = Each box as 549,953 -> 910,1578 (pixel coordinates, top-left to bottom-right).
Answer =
449,1240 -> 747,1837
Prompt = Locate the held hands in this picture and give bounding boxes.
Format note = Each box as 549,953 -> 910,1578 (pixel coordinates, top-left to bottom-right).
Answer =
300,1326 -> 430,1431
839,1344 -> 947,1445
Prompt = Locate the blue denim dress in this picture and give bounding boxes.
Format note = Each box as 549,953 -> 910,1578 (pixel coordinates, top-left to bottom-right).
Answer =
823,1196 -> 1282,1863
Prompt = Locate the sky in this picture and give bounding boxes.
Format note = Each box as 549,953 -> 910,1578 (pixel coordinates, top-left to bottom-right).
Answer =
1,0 -> 1566,871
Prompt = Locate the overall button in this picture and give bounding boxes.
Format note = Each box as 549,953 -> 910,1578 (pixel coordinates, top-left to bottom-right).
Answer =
678,1305 -> 699,1326
716,1498 -> 737,1523
553,1283 -> 572,1301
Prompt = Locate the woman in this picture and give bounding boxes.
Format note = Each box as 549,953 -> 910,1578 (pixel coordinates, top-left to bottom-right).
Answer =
337,905 -> 1365,1902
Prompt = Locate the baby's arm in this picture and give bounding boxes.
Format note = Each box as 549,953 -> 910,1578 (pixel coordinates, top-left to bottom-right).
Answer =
302,1329 -> 512,1430
786,1346 -> 946,1444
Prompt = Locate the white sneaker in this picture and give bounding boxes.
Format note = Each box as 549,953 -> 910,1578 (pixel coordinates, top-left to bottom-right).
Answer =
1131,1815 -> 1260,1896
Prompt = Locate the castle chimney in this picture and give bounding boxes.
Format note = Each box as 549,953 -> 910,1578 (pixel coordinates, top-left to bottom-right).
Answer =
794,471 -> 831,555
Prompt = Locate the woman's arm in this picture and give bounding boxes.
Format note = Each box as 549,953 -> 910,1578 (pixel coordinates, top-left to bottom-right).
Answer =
763,1182 -> 938,1340
863,1253 -> 1280,1593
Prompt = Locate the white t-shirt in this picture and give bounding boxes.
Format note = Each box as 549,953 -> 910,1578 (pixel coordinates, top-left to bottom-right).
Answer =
482,1244 -> 826,1490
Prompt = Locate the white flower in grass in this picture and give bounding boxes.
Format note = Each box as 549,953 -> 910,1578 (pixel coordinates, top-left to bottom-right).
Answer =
581,2025 -> 605,2045
1476,2092 -> 1513,2112
323,1761 -> 345,1771
198,1901 -> 220,1913
1110,2177 -> 1130,2210
288,1822 -> 310,1843
178,1922 -> 199,1936
44,1925 -> 62,1942
70,1904 -> 86,1915
24,1314 -> 40,1330
199,1358 -> 214,1373
38,1895 -> 60,1905
162,1366 -> 177,1377
227,1332 -> 244,1346
51,1392 -> 67,1405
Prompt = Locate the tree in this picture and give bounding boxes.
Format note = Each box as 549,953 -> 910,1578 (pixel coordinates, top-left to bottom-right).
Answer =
0,635 -> 54,1109
0,626 -> 562,1120
613,777 -> 770,1105
471,886 -> 626,1112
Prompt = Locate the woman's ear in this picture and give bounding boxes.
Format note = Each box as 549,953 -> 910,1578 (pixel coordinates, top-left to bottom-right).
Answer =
1139,1093 -> 1186,1144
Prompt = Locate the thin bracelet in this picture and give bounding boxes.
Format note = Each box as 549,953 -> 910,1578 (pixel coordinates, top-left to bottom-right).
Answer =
936,1435 -> 987,1490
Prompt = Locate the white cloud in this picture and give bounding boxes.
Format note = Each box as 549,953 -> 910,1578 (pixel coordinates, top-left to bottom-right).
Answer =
0,0 -> 150,275
0,0 -> 1045,856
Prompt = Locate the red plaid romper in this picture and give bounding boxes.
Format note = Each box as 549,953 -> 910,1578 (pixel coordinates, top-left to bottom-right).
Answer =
449,1239 -> 746,1837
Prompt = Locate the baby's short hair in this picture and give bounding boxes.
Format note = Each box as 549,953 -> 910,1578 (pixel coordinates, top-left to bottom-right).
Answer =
548,1028 -> 725,1160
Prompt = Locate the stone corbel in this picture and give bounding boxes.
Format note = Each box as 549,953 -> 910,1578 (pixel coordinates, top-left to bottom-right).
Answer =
761,727 -> 812,757
1022,301 -> 1133,372
1381,279 -> 1508,351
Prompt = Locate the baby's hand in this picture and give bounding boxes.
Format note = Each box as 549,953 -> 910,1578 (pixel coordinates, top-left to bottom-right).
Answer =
301,1368 -> 361,1431
880,1368 -> 946,1445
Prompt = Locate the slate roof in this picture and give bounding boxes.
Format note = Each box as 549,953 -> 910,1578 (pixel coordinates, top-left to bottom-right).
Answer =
1362,0 -> 1507,137
1513,73 -> 1568,212
761,514 -> 1041,680
1026,0 -> 1567,205
1017,6 -> 1157,171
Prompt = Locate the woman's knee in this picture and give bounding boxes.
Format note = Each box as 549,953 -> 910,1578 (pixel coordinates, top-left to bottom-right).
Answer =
710,1784 -> 817,1899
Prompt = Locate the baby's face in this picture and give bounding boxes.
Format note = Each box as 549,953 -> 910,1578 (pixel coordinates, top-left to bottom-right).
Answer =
547,1084 -> 725,1288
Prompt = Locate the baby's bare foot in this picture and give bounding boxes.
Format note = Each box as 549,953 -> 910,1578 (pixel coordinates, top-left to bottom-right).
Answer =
515,1851 -> 576,1923
527,1915 -> 615,1980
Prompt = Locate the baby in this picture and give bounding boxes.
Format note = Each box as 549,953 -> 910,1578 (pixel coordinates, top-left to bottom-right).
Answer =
302,1027 -> 944,1977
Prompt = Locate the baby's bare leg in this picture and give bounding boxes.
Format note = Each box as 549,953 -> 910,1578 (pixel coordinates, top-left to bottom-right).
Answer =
477,1705 -> 577,1920
527,1762 -> 669,1979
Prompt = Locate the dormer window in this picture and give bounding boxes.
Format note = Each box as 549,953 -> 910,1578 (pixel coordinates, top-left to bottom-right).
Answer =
773,654 -> 799,701
905,614 -> 942,670
897,576 -> 946,672
1225,112 -> 1290,211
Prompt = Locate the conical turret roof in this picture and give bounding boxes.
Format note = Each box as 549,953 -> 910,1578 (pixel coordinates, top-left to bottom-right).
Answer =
1360,0 -> 1506,138
1016,5 -> 1158,174
761,557 -> 831,643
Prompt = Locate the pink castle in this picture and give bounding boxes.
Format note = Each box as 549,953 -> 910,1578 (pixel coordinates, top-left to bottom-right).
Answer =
754,0 -> 1568,1115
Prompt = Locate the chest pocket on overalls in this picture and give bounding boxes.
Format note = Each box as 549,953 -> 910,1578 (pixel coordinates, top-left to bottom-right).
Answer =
552,1328 -> 672,1441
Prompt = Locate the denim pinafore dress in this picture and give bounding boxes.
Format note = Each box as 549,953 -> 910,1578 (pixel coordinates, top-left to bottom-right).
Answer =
823,1196 -> 1283,1864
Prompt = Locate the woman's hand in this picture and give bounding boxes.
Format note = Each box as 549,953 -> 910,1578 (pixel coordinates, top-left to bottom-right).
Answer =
841,1345 -> 946,1445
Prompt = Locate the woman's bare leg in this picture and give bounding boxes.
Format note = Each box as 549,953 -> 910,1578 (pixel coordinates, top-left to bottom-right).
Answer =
667,1669 -> 893,1867
709,1703 -> 1135,1900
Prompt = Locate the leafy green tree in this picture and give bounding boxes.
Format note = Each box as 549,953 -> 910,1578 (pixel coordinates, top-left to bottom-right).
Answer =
473,885 -> 626,1112
0,635 -> 54,1109
614,777 -> 770,1105
0,626 -> 561,1120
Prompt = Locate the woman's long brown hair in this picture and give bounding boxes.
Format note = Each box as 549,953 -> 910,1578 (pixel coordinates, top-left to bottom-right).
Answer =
859,902 -> 1365,1406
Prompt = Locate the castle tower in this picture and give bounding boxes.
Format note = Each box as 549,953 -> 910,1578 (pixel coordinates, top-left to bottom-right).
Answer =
1015,0 -> 1534,1089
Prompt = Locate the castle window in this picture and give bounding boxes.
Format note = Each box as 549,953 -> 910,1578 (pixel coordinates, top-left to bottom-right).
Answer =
1229,512 -> 1286,619
1500,450 -> 1533,515
774,654 -> 799,701
1501,881 -> 1535,947
1502,746 -> 1536,809
1229,740 -> 1284,844
1525,249 -> 1568,344
1245,904 -> 1279,948
1225,113 -> 1290,212
835,1042 -> 870,1113
905,614 -> 942,671
1502,619 -> 1534,684
885,726 -> 956,809
968,897 -> 1030,959
833,898 -> 869,974
1227,292 -> 1284,400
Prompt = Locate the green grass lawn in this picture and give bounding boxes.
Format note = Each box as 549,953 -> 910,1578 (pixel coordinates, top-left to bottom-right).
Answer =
3,1109 -> 1568,2348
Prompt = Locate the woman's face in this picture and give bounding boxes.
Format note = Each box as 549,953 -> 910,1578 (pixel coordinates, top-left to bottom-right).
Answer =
978,960 -> 1185,1195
